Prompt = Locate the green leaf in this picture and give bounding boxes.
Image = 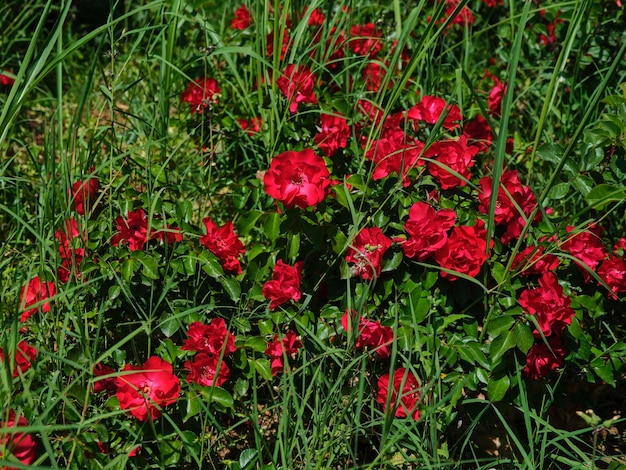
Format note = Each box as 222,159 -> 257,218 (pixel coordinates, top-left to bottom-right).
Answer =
254,358 -> 273,380
184,391 -> 202,422
489,330 -> 516,365
287,232 -> 300,260
159,312 -> 180,338
159,437 -> 182,466
263,213 -> 281,242
199,251 -> 224,278
585,184 -> 626,209
382,250 -> 403,273
512,323 -> 534,354
547,182 -> 570,200
239,449 -> 258,469
487,375 -> 510,402
237,210 -> 262,236
199,386 -> 234,409
121,258 -> 135,282
182,255 -> 197,276
220,277 -> 241,302
138,254 -> 159,280
245,336 -> 268,353
487,316 -> 515,337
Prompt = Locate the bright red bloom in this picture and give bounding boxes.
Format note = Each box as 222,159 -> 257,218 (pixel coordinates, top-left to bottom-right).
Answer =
346,227 -> 392,280
518,272 -> 575,338
262,260 -> 304,310
377,368 -> 421,421
93,363 -> 117,395
560,226 -> 607,282
341,311 -> 394,358
237,116 -> 262,135
362,61 -> 390,91
407,95 -> 462,130
614,238 -> 626,255
181,77 -> 220,114
70,177 -> 99,215
199,218 -> 246,274
111,209 -> 149,251
152,225 -> 183,245
182,319 -> 237,357
185,353 -> 230,387
597,256 -> 626,299
425,136 -> 478,190
522,337 -> 565,380
115,356 -> 180,422
434,222 -> 488,280
56,218 -> 84,283
511,245 -> 559,276
19,276 -> 56,322
0,341 -> 37,378
314,113 -> 351,157
485,72 -> 507,117
306,7 -> 325,27
349,23 -> 383,58
0,70 -> 15,87
266,30 -> 291,60
264,148 -> 330,209
0,412 -> 37,467
231,5 -> 252,30
400,202 -> 456,261
364,130 -> 424,186
276,64 -> 317,113
463,114 -> 492,154
441,0 -> 475,28
265,330 -> 302,375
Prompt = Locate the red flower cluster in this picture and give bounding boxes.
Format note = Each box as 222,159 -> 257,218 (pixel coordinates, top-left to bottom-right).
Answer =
346,227 -> 392,280
0,341 -> 37,378
266,30 -> 292,60
400,202 -> 456,261
314,113 -> 350,157
0,70 -> 15,87
265,330 -> 302,375
264,148 -> 330,209
237,116 -> 262,135
425,135 -> 478,190
277,64 -> 317,113
597,256 -> 626,299
19,276 -> 56,322
523,337 -> 565,380
199,218 -> 246,274
116,356 -> 180,421
364,129 -> 424,187
349,23 -> 382,58
93,362 -> 117,395
181,77 -> 220,114
560,226 -> 607,282
342,311 -> 394,358
70,177 -> 99,215
511,245 -> 559,276
377,368 -> 421,421
485,71 -> 507,117
262,260 -> 303,310
0,412 -> 37,467
182,319 -> 237,388
434,222 -> 489,280
111,209 -> 182,251
463,114 -> 493,154
55,218 -> 84,283
407,95 -> 462,130
231,5 -> 252,30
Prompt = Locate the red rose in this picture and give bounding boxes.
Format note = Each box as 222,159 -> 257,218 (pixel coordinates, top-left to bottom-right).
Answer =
115,356 -> 180,422
346,227 -> 392,280
560,226 -> 608,282
111,209 -> 149,251
237,116 -> 262,135
0,341 -> 37,378
231,5 -> 252,30
463,114 -> 492,154
0,70 -> 15,86
377,368 -> 421,420
518,272 -> 575,337
341,311 -> 394,358
349,23 -> 382,58
181,77 -> 220,114
265,330 -> 302,375
276,64 -> 317,113
425,136 -> 478,190
56,218 -> 85,283
441,0 -> 475,28
314,113 -> 350,157
264,148 -> 330,209
199,218 -> 246,274
487,75 -> 507,117
407,95 -> 462,130
185,353 -> 230,387
362,61 -> 391,91
434,222 -> 488,280
306,7 -> 325,27
364,130 -> 424,187
93,362 -> 117,395
266,30 -> 292,60
597,256 -> 626,299
0,412 -> 37,467
182,318 -> 237,357
19,276 -> 56,322
522,337 -> 565,380
70,177 -> 99,215
401,202 -> 456,261
262,260 -> 304,310
511,245 -> 559,276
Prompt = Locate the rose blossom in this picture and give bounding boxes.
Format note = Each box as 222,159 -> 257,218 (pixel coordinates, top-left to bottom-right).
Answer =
93,362 -> 117,395
199,218 -> 246,274
487,74 -> 507,117
349,23 -> 382,58
597,256 -> 626,299
262,260 -> 304,310
231,5 -> 252,30
518,272 -> 575,338
181,77 -> 220,114
377,368 -> 421,421
560,226 -> 608,282
400,202 -> 456,261
407,95 -> 462,131
115,356 -> 180,422
0,412 -> 37,467
111,208 -> 149,251
425,136 -> 478,190
463,114 -> 492,154
0,341 -> 37,378
364,130 -> 424,186
265,330 -> 302,375
341,311 -> 394,358
185,353 -> 230,387
266,30 -> 291,60
434,222 -> 488,280
237,116 -> 262,135
276,64 -> 317,113
70,177 -> 99,215
182,318 -> 237,357
19,276 -> 56,322
511,245 -> 559,276
346,227 -> 392,280
314,113 -> 350,157
264,148 -> 331,209
522,337 -> 565,380
0,70 -> 15,87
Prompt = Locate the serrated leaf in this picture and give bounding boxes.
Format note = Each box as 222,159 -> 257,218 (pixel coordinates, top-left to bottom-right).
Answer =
254,358 -> 273,380
571,175 -> 594,196
263,213 -> 281,242
487,375 -> 510,402
237,210 -> 262,236
138,254 -> 159,280
382,250 -> 403,272
287,232 -> 300,260
245,336 -> 268,353
121,258 -> 135,282
489,330 -> 516,365
547,182 -> 570,200
585,184 -> 626,209
512,322 -> 534,354
220,277 -> 241,302
199,251 -> 224,278
487,316 -> 515,337
184,391 -> 202,422
199,386 -> 234,409
239,448 -> 258,469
